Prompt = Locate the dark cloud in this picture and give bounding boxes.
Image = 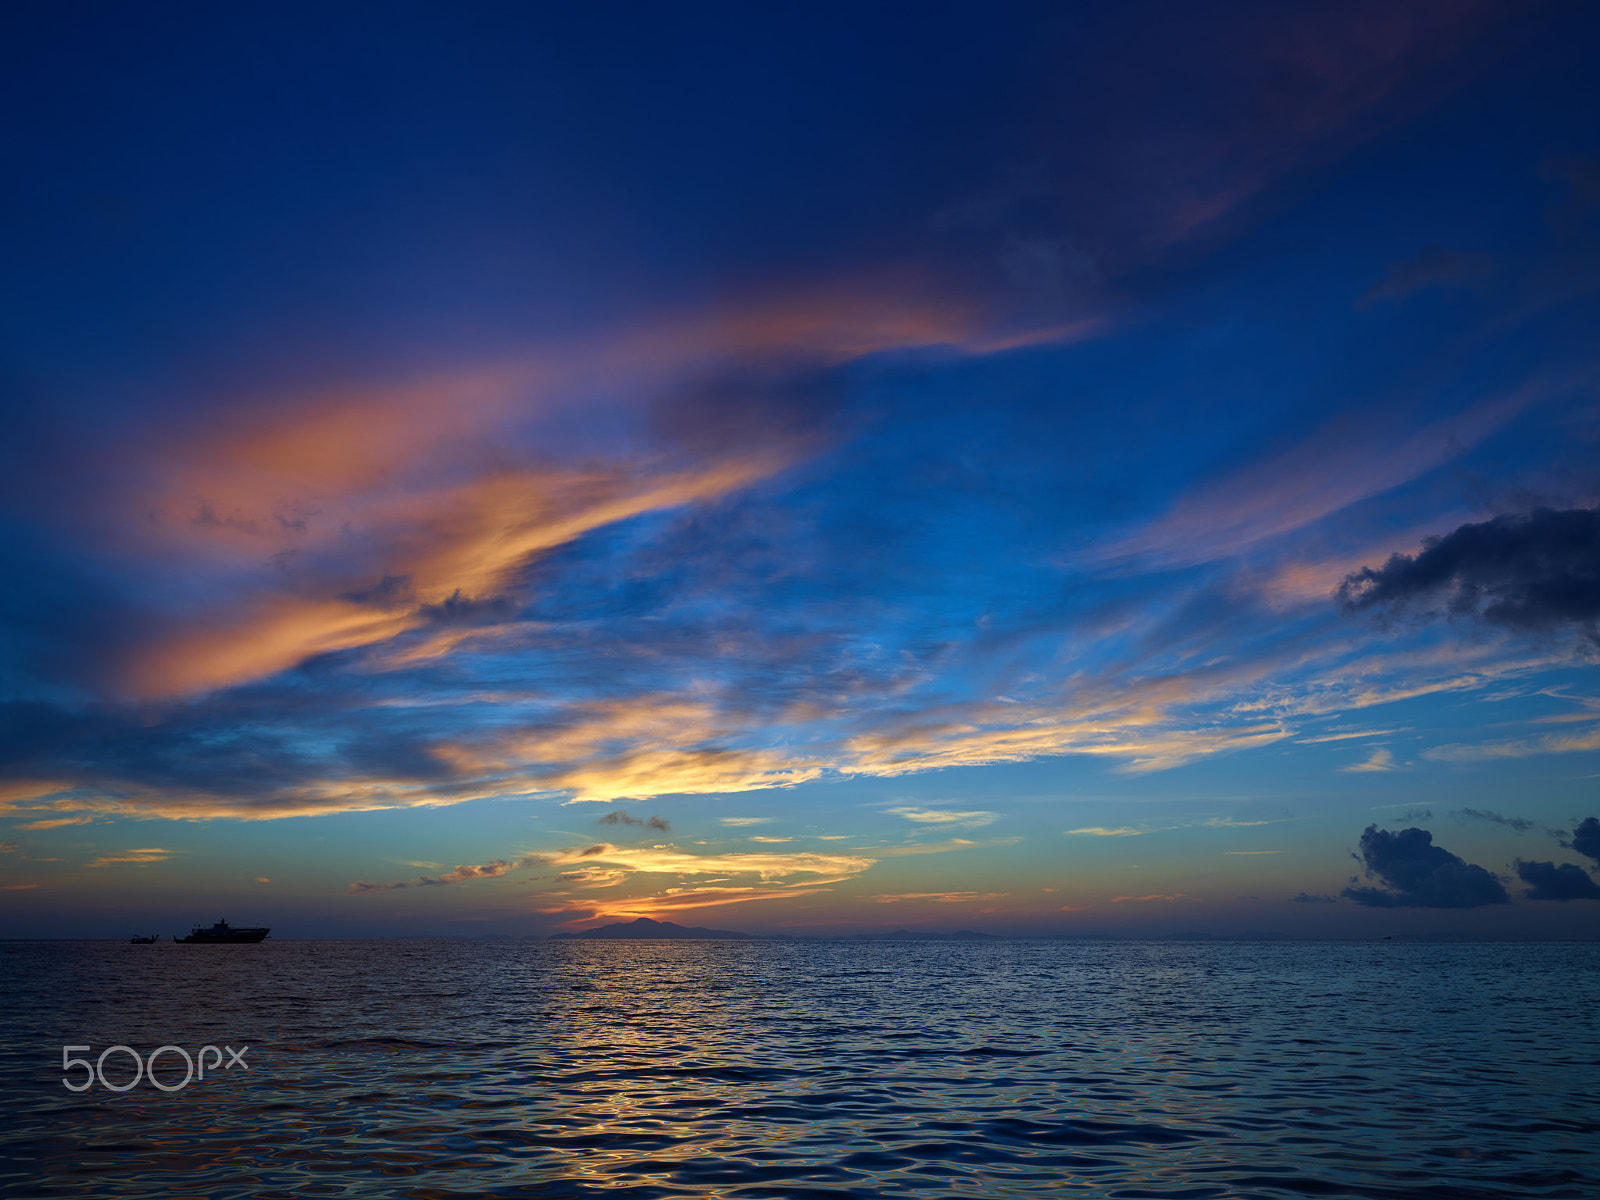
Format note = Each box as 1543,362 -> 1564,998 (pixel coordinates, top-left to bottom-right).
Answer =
1341,825 -> 1510,909
596,810 -> 670,831
1565,817 -> 1600,866
1453,808 -> 1534,832
1515,859 -> 1600,902
1293,892 -> 1338,904
1356,244 -> 1492,307
1337,507 -> 1600,640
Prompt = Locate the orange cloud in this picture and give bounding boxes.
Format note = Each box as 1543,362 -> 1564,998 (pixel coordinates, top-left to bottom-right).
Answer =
593,885 -> 836,914
0,780 -> 72,812
12,816 -> 97,830
87,848 -> 172,868
101,277 -> 1073,701
350,840 -> 877,899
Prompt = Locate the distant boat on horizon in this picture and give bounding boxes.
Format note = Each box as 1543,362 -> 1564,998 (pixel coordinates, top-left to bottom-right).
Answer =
174,919 -> 270,944
129,934 -> 158,944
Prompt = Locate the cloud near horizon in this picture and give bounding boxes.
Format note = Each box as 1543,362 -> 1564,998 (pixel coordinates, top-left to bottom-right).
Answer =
350,842 -> 878,896
1515,859 -> 1600,901
1342,825 -> 1509,909
87,848 -> 173,868
1564,817 -> 1600,865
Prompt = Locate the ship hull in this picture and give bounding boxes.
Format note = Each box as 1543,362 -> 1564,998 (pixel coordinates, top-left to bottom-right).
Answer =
174,929 -> 270,943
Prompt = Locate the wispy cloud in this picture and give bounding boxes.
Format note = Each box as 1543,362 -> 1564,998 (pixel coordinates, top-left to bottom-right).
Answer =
351,842 -> 877,896
87,848 -> 171,868
1088,387 -> 1537,571
1295,728 -> 1404,743
1425,725 -> 1600,762
1452,808 -> 1535,832
1343,747 -> 1396,773
12,815 -> 96,830
886,806 -> 1000,827
870,836 -> 1021,857
1065,826 -> 1143,837
596,809 -> 671,831
350,858 -> 534,893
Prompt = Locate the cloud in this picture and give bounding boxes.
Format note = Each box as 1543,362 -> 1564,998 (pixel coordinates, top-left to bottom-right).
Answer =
1065,827 -> 1143,837
0,843 -> 17,854
1356,245 -> 1492,307
590,885 -> 836,913
349,857 -> 534,893
886,806 -> 1000,827
1341,825 -> 1510,908
1091,388 -> 1533,570
870,836 -> 1021,857
1110,894 -> 1186,903
80,280 -> 1017,705
255,877 -> 270,883
1452,808 -> 1535,832
1515,859 -> 1600,902
1338,507 -> 1600,640
1296,728 -> 1404,743
0,0 -> 1555,849
1293,892 -> 1339,903
351,841 -> 877,895
871,892 -> 1006,904
1224,850 -> 1282,855
1566,817 -> 1600,866
12,815 -> 96,830
1341,747 -> 1395,773
595,810 -> 671,831
557,867 -> 630,888
747,836 -> 792,843
1424,724 -> 1600,762
719,818 -> 773,826
86,848 -> 171,868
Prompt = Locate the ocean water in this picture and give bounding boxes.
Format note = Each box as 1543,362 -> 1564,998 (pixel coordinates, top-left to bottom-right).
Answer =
0,939 -> 1596,1199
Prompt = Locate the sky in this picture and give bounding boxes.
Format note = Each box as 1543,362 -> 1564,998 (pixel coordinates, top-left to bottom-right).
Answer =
3,0 -> 1600,939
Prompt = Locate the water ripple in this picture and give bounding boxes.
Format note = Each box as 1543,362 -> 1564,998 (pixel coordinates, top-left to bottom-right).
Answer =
2,940 -> 1597,1198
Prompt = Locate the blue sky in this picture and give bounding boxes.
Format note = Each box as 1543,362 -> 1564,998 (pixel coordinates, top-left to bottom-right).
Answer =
3,0 -> 1600,937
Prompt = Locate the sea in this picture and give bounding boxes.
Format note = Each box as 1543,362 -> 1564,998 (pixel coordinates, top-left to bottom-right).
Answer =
0,938 -> 1595,1199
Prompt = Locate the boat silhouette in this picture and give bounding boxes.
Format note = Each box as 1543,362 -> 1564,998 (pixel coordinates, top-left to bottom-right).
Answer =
173,919 -> 270,944
129,934 -> 158,944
